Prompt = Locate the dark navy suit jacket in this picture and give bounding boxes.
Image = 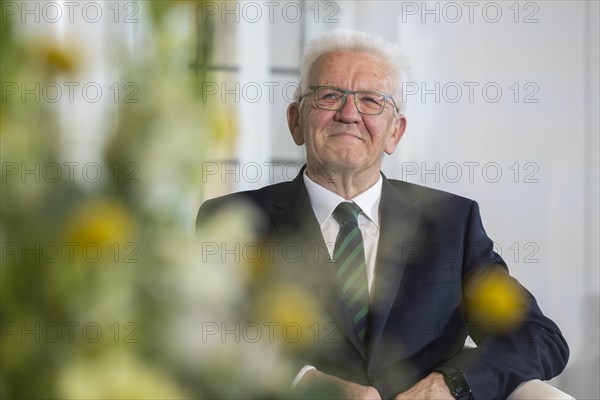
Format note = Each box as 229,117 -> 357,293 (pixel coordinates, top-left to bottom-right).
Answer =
196,168 -> 569,399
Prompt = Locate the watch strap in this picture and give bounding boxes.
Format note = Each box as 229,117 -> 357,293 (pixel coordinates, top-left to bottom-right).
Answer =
433,366 -> 472,400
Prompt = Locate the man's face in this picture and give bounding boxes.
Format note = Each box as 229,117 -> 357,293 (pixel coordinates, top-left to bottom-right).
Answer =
287,51 -> 406,177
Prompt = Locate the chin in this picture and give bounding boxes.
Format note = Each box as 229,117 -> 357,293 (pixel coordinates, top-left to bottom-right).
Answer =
330,157 -> 366,171
310,152 -> 367,172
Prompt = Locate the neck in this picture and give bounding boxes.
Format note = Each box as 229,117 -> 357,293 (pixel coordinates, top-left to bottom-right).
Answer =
306,162 -> 380,199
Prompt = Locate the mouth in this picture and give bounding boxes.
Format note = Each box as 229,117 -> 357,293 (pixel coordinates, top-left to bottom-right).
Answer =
328,132 -> 364,141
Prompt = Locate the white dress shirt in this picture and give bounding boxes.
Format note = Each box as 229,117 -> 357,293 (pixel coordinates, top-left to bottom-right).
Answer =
292,171 -> 383,387
302,171 -> 383,296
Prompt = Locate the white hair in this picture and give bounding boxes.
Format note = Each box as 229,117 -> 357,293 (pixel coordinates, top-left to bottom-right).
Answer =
296,29 -> 410,113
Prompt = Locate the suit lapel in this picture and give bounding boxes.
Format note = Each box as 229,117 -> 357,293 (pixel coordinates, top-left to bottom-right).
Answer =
269,169 -> 366,356
367,176 -> 421,362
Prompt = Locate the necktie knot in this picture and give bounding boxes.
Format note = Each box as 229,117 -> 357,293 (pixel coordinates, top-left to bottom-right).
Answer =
333,202 -> 361,226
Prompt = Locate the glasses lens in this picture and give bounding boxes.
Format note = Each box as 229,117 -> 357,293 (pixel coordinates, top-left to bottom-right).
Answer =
312,87 -> 388,114
356,92 -> 386,114
314,87 -> 344,110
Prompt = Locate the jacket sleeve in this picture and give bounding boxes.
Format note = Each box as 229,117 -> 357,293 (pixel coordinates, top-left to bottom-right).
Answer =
439,201 -> 569,399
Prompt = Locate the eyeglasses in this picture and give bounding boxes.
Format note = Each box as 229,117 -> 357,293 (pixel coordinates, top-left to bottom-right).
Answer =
300,85 -> 399,115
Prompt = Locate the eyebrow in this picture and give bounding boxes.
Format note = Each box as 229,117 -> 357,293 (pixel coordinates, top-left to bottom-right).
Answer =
316,83 -> 391,92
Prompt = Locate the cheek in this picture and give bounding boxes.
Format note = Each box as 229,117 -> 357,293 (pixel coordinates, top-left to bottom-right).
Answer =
364,120 -> 390,143
306,115 -> 330,140
369,121 -> 394,144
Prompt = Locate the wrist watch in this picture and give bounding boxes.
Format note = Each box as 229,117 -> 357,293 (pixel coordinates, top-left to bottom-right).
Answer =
433,366 -> 472,400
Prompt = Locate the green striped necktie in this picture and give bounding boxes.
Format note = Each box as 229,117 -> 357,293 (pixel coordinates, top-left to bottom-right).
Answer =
332,202 -> 369,344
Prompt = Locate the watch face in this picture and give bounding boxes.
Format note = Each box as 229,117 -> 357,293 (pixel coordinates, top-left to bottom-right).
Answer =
454,386 -> 471,400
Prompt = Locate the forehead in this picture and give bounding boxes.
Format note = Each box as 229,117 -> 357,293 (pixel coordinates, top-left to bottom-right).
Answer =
309,51 -> 391,90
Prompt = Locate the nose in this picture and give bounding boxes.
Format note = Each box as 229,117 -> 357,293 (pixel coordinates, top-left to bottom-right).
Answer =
334,94 -> 361,123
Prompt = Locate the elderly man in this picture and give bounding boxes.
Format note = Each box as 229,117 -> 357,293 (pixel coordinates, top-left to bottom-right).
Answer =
197,30 -> 568,399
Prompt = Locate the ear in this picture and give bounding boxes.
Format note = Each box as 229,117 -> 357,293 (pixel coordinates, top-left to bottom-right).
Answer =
384,114 -> 407,155
287,102 -> 305,146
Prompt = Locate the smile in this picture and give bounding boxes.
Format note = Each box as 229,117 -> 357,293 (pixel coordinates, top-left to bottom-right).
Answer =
328,133 -> 364,141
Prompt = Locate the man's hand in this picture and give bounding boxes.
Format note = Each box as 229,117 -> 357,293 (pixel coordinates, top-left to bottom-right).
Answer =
394,373 -> 454,400
295,368 -> 382,400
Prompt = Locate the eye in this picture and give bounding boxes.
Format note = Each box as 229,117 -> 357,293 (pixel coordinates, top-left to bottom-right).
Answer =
359,93 -> 385,106
317,88 -> 343,101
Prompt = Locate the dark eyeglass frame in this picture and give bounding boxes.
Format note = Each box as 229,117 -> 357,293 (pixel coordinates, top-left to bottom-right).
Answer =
299,85 -> 399,115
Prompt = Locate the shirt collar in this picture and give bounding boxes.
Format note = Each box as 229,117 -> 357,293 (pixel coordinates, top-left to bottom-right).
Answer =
303,170 -> 382,228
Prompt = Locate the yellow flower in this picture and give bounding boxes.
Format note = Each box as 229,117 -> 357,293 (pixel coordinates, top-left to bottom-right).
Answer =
255,282 -> 324,351
45,46 -> 79,75
29,41 -> 81,76
63,198 -> 135,265
465,267 -> 527,328
212,104 -> 237,146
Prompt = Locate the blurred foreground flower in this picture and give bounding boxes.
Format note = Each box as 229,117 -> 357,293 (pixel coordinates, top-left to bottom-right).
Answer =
465,267 -> 527,328
255,282 -> 325,351
37,42 -> 81,76
63,198 -> 136,265
58,350 -> 186,399
1,2 -> 302,398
